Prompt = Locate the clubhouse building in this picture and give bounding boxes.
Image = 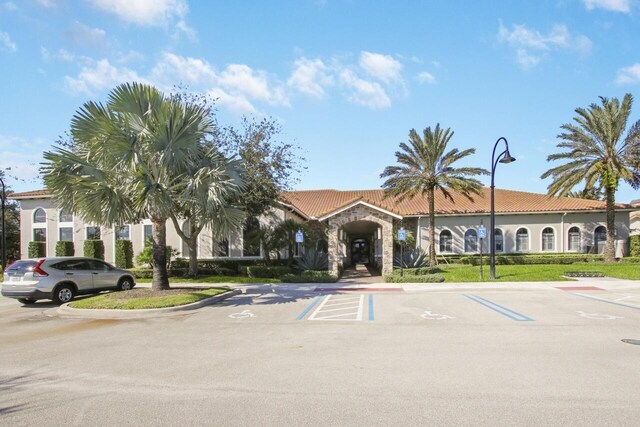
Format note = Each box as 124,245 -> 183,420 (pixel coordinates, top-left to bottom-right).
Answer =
11,188 -> 637,276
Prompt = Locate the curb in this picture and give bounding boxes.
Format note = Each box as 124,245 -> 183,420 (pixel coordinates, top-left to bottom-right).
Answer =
55,289 -> 242,319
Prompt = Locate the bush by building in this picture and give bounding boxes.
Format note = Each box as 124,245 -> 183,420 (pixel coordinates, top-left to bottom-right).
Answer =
28,241 -> 46,258
55,241 -> 75,257
115,240 -> 134,268
83,239 -> 104,260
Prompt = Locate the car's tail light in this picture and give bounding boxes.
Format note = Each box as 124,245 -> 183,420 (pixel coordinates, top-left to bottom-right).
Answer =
33,260 -> 48,277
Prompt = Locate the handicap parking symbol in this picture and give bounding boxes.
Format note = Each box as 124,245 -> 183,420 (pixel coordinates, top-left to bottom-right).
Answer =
421,310 -> 455,320
229,309 -> 256,319
577,311 -> 623,320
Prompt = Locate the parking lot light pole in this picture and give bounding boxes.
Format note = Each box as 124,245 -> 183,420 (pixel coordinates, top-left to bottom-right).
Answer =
490,137 -> 516,280
0,172 -> 6,272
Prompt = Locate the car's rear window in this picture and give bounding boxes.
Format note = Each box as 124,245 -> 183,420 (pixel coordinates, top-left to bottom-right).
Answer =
5,261 -> 37,274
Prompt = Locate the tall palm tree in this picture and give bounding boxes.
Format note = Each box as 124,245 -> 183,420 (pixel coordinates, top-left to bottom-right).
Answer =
381,124 -> 489,265
42,82 -> 215,290
541,94 -> 640,262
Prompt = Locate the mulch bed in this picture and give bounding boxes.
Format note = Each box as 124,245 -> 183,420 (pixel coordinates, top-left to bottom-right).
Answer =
109,288 -> 211,300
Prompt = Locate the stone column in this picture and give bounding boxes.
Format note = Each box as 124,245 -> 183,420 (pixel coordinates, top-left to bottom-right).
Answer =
328,221 -> 340,276
382,223 -> 394,275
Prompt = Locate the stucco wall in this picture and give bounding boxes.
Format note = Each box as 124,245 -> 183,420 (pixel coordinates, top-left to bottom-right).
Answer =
414,211 -> 631,255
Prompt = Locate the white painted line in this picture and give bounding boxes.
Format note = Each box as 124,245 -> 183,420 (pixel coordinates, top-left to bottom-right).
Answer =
308,294 -> 364,321
577,311 -> 623,320
356,294 -> 364,321
312,312 -> 360,320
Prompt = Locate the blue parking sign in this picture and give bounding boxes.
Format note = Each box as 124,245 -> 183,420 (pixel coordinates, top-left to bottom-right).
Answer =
478,226 -> 487,239
398,227 -> 406,241
295,230 -> 304,243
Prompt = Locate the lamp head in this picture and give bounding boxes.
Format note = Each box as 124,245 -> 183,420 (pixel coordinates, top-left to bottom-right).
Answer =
499,149 -> 516,164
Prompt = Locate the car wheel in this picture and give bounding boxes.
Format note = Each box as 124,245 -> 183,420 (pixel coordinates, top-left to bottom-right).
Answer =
53,285 -> 75,305
17,298 -> 36,305
118,277 -> 134,291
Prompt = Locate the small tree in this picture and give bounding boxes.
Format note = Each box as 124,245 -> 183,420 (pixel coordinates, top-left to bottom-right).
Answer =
84,240 -> 104,260
55,241 -> 75,257
28,242 -> 46,258
115,240 -> 133,268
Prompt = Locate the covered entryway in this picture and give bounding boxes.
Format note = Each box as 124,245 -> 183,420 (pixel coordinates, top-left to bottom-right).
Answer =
322,201 -> 399,277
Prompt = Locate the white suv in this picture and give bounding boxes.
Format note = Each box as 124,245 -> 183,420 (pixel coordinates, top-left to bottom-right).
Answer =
1,257 -> 135,305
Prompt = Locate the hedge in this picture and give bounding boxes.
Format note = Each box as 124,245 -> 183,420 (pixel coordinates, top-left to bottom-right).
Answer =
129,268 -> 153,279
620,256 -> 640,264
629,235 -> 640,257
83,239 -> 104,260
55,241 -> 75,257
246,266 -> 291,278
392,266 -> 442,276
453,253 -> 605,266
564,271 -> 605,278
115,240 -> 134,268
281,272 -> 338,283
384,273 -> 445,283
28,241 -> 46,258
171,258 -> 289,274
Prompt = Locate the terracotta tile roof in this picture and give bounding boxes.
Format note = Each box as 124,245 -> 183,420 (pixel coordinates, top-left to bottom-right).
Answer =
9,189 -> 51,199
280,188 -> 630,218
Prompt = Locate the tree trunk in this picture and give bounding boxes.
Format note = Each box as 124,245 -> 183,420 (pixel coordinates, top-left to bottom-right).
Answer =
428,187 -> 436,266
604,186 -> 616,262
151,217 -> 170,291
187,237 -> 198,278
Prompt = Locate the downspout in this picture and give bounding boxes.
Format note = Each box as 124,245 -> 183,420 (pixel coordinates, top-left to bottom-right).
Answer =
561,212 -> 567,253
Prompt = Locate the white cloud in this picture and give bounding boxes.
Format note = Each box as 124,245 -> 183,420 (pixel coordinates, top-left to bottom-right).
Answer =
359,51 -> 403,84
287,57 -> 333,98
219,64 -> 289,106
150,52 -> 217,86
0,30 -> 16,52
583,0 -> 631,13
616,63 -> 640,85
416,71 -> 436,84
41,47 -> 93,66
0,135 -> 47,185
85,0 -> 188,26
207,88 -> 257,115
339,69 -> 390,109
66,21 -> 107,49
497,21 -> 592,69
64,59 -> 145,95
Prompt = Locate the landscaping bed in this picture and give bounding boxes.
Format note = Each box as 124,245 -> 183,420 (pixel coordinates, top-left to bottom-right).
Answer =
69,287 -> 230,310
135,275 -> 281,284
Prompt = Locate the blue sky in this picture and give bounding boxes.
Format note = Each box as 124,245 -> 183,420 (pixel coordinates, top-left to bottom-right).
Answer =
1,0 -> 639,202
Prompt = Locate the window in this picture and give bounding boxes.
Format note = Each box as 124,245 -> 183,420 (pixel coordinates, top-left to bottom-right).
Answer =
52,259 -> 90,271
213,238 -> 230,257
88,259 -> 111,271
59,209 -> 73,223
86,226 -> 101,240
568,227 -> 581,252
33,208 -> 46,224
243,217 -> 261,257
439,230 -> 453,253
33,228 -> 46,242
115,225 -> 130,240
464,229 -> 478,253
541,227 -> 555,251
516,228 -> 529,252
143,224 -> 153,244
594,226 -> 607,248
59,227 -> 73,241
494,229 -> 504,252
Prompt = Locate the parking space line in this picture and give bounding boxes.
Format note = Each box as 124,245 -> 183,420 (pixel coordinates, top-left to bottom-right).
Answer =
572,293 -> 640,311
368,294 -> 374,321
308,294 -> 365,321
464,294 -> 534,322
296,296 -> 322,320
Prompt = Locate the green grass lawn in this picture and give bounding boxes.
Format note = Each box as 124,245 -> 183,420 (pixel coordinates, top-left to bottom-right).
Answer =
69,287 -> 230,310
135,275 -> 281,284
439,263 -> 640,282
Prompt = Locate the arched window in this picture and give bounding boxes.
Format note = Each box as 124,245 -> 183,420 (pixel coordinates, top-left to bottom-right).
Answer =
59,209 -> 73,223
568,227 -> 581,252
33,208 -> 46,224
243,217 -> 261,257
541,227 -> 555,251
494,229 -> 504,252
439,230 -> 453,253
464,229 -> 478,253
594,225 -> 607,252
516,228 -> 529,252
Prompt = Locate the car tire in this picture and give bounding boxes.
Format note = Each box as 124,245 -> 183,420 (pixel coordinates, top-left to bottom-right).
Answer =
117,277 -> 134,291
53,284 -> 75,305
17,298 -> 36,305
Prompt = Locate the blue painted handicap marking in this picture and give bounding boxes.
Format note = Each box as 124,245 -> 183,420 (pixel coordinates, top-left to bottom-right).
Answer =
464,294 -> 534,322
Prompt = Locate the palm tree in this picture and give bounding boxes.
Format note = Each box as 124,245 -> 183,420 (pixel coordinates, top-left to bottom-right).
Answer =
541,94 -> 640,262
42,82 -> 215,290
381,124 -> 489,265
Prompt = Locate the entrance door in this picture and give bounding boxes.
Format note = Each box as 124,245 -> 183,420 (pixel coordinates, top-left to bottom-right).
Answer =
351,238 -> 370,265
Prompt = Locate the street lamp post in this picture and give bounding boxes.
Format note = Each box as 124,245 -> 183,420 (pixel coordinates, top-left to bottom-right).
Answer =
490,137 -> 516,280
0,172 -> 6,272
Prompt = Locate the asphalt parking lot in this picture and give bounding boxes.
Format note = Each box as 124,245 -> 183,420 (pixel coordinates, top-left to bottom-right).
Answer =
1,280 -> 640,426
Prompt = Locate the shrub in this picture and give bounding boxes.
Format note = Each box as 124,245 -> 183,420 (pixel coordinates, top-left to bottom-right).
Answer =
171,258 -> 288,275
28,241 -> 46,258
393,266 -> 442,276
629,235 -> 640,257
83,239 -> 104,260
620,256 -> 640,264
136,244 -> 177,268
455,253 -> 605,266
129,268 -> 153,279
295,249 -> 329,271
246,266 -> 291,278
281,271 -> 338,283
394,248 -> 429,268
55,241 -> 75,257
564,271 -> 605,278
115,240 -> 134,268
384,273 -> 445,283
